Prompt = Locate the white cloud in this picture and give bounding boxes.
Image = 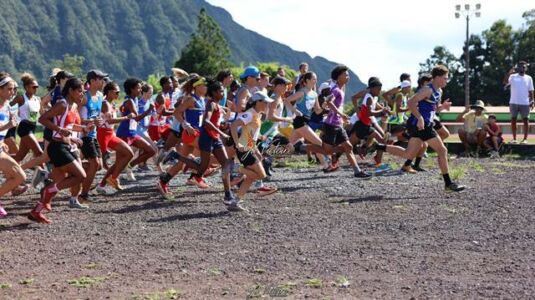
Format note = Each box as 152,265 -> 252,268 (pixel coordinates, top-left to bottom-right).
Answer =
207,0 -> 533,87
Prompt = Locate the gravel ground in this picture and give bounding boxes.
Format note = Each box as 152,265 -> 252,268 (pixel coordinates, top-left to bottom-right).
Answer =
1,155 -> 534,299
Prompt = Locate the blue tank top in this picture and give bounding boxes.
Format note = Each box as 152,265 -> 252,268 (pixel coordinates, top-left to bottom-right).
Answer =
116,97 -> 137,138
184,95 -> 205,129
408,83 -> 441,126
219,89 -> 228,107
83,91 -> 103,138
0,103 -> 10,141
295,89 -> 317,118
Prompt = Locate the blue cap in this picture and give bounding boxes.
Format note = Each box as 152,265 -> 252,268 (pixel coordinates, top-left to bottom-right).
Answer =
240,66 -> 260,79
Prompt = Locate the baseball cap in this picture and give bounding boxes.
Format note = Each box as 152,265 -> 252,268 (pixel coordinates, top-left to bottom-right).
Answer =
272,76 -> 291,86
251,91 -> 274,103
86,69 -> 108,82
400,80 -> 411,89
240,66 -> 260,79
319,81 -> 332,92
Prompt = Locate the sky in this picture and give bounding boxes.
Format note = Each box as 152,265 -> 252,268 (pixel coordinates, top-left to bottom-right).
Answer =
206,0 -> 533,87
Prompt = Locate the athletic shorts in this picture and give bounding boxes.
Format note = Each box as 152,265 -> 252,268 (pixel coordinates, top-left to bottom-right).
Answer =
198,128 -> 223,153
119,135 -> 142,146
97,127 -> 122,154
170,129 -> 181,139
407,123 -> 438,141
81,137 -> 102,159
181,128 -> 200,145
433,119 -> 444,131
6,126 -> 16,139
236,149 -> 257,167
48,140 -> 78,168
510,104 -> 530,119
308,121 -> 324,131
388,123 -> 406,134
350,121 -> 373,140
293,116 -> 310,129
17,120 -> 36,138
322,123 -> 349,146
148,124 -> 171,142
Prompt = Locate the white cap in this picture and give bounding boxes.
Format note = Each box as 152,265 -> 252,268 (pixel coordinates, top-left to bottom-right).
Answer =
400,80 -> 411,89
319,81 -> 332,92
251,91 -> 274,103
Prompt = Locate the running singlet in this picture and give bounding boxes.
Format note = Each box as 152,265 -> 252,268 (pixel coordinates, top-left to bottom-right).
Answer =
137,97 -> 151,128
184,95 -> 205,129
19,94 -> 41,123
324,86 -> 344,126
237,108 -> 261,150
99,100 -> 117,129
295,89 -> 317,118
116,97 -> 138,137
204,101 -> 222,139
388,93 -> 408,125
81,91 -> 103,138
0,103 -> 10,140
53,99 -> 81,142
408,83 -> 441,126
357,93 -> 377,126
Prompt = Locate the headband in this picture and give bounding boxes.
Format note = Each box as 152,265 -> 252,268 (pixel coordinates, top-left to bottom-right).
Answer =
192,78 -> 206,88
0,77 -> 14,87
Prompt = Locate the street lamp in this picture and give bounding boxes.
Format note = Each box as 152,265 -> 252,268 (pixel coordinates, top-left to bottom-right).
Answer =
455,3 -> 481,107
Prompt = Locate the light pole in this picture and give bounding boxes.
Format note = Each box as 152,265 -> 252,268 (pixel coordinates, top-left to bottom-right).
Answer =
455,3 -> 481,107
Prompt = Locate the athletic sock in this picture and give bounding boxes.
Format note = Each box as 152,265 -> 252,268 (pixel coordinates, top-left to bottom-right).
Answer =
414,157 -> 422,168
403,159 -> 413,167
442,173 -> 453,186
160,172 -> 173,184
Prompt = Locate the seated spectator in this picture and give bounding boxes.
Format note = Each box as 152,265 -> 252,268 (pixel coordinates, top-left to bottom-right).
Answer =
484,114 -> 503,158
457,100 -> 488,156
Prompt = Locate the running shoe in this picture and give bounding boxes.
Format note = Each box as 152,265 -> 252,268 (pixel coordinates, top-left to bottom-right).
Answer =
137,164 -> 152,172
106,177 -> 124,191
96,185 -> 109,195
157,180 -> 172,200
510,139 -> 518,144
31,168 -> 49,189
227,200 -> 246,212
354,171 -> 372,179
78,193 -> 94,204
125,167 -> 136,181
0,205 -> 7,218
256,186 -> 278,196
323,164 -> 339,173
156,139 -> 166,149
187,176 -> 210,189
412,165 -> 427,172
28,207 -> 51,224
521,139 -> 529,144
445,182 -> 466,192
489,151 -> 500,159
162,150 -> 179,166
401,165 -> 417,174
223,194 -> 236,206
11,184 -> 29,196
69,197 -> 89,209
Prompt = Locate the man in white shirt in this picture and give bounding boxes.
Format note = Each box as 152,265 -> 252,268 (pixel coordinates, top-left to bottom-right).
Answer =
505,61 -> 534,144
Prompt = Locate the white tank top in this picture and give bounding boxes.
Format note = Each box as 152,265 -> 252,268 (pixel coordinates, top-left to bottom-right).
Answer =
19,94 -> 41,123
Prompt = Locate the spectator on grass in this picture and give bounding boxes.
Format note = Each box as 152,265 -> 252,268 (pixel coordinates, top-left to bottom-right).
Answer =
457,100 -> 488,157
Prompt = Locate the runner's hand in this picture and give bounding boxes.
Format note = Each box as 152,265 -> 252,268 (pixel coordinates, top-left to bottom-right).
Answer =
184,125 -> 195,136
7,116 -> 17,129
72,137 -> 83,147
417,117 -> 425,130
58,127 -> 71,137
442,99 -> 452,111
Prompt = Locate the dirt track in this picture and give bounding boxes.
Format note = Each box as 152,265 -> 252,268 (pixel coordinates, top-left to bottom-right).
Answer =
1,155 -> 534,299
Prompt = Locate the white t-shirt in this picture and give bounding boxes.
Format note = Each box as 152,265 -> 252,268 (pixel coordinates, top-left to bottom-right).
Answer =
509,73 -> 534,105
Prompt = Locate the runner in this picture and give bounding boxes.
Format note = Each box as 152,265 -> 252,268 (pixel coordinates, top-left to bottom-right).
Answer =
29,78 -> 90,224
136,83 -> 159,171
0,72 -> 27,217
115,78 -> 156,179
78,70 -> 107,202
374,65 -> 465,192
322,65 -> 371,178
96,81 -> 136,193
229,91 -> 275,211
11,73 -> 44,165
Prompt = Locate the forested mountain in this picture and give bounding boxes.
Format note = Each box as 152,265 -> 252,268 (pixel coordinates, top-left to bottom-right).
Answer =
0,0 -> 365,93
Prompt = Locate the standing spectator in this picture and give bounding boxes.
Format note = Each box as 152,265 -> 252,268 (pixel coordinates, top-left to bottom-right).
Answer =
457,100 -> 488,156
504,61 -> 534,144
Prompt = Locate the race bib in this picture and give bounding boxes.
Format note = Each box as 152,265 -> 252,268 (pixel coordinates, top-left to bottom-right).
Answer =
129,119 -> 137,131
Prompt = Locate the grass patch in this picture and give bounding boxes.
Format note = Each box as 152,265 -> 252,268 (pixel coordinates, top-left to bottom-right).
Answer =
246,283 -> 265,299
67,276 -> 107,288
468,161 -> 484,173
335,276 -> 350,288
253,267 -> 266,274
490,167 -> 506,175
207,267 -> 223,276
492,161 -> 531,168
266,282 -> 297,297
449,165 -> 466,180
19,278 -> 34,285
82,262 -> 98,269
305,278 -> 322,288
276,159 -> 314,169
0,283 -> 12,289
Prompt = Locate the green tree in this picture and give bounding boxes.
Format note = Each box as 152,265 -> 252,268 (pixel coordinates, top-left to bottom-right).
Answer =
50,54 -> 86,79
175,8 -> 232,77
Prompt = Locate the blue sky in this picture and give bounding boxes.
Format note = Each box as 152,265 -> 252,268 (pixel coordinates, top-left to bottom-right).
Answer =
207,0 -> 533,87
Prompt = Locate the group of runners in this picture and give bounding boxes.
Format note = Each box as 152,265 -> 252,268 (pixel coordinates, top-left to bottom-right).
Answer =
0,63 -> 465,224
